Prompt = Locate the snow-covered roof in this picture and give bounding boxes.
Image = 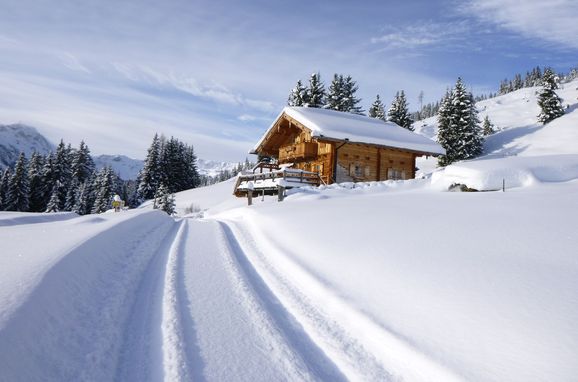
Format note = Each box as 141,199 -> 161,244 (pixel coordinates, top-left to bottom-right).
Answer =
253,107 -> 445,155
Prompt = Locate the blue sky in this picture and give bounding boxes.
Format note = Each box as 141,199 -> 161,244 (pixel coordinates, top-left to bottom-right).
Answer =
1,0 -> 577,161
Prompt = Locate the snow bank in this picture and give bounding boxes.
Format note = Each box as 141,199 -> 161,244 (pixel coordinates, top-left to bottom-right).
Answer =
0,211 -> 78,226
216,180 -> 578,381
431,155 -> 578,190
0,210 -> 175,381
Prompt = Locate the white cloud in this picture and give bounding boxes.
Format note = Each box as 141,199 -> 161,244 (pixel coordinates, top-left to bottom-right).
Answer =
57,52 -> 91,74
461,0 -> 578,49
370,21 -> 470,50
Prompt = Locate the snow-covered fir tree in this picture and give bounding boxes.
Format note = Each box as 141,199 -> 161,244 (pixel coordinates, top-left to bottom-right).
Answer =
71,140 -> 95,184
138,133 -> 163,200
153,183 -> 175,215
325,74 -> 345,111
0,168 -> 12,210
325,74 -> 363,114
305,72 -> 325,108
437,78 -> 483,166
368,95 -> 386,121
387,90 -> 413,130
43,140 -> 73,210
5,153 -> 30,212
482,116 -> 496,136
287,79 -> 308,106
341,75 -> 364,115
28,152 -> 47,212
92,166 -> 117,214
45,185 -> 61,213
73,177 -> 97,215
64,179 -> 79,211
138,134 -> 200,200
537,68 -> 565,124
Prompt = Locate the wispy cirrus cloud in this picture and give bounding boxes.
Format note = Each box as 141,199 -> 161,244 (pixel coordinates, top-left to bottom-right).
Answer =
460,0 -> 578,49
370,21 -> 470,51
57,52 -> 91,74
111,63 -> 275,113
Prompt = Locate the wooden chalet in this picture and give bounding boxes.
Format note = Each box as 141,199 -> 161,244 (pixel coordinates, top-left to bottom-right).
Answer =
249,107 -> 444,185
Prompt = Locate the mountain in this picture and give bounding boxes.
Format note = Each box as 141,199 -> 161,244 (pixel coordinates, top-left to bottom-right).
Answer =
93,154 -> 144,180
0,124 -> 54,169
92,157 -> 241,180
196,158 -> 240,177
0,123 -> 243,180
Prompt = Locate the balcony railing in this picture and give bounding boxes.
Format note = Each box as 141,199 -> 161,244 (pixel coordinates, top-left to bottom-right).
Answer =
278,142 -> 317,162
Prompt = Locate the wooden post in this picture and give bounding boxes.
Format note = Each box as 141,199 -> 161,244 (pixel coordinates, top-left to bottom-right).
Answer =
502,179 -> 505,192
247,182 -> 254,205
278,186 -> 285,202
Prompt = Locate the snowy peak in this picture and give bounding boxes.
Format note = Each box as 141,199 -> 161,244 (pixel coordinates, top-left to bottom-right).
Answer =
93,155 -> 144,180
0,124 -> 54,169
196,159 -> 240,177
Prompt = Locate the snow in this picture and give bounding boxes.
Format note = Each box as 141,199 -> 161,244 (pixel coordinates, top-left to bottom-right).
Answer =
0,123 -> 54,169
93,154 -> 144,180
2,80 -> 578,381
254,106 -> 445,155
431,154 -> 578,190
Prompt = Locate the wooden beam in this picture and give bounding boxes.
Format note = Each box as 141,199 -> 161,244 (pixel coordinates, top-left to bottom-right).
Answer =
376,147 -> 381,181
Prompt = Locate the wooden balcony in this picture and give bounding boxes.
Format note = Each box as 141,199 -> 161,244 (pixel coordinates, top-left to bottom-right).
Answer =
278,142 -> 318,162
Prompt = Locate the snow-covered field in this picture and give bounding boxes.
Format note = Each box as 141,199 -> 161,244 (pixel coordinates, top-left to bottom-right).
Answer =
1,82 -> 578,381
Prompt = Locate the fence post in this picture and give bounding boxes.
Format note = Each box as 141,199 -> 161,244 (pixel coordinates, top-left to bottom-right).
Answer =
502,179 -> 505,192
278,186 -> 285,202
247,181 -> 254,205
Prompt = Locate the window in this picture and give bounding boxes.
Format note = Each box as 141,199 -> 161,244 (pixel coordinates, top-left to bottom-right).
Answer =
349,163 -> 363,177
387,168 -> 405,180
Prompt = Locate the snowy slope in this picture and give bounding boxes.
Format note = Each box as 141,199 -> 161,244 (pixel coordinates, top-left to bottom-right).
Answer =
414,79 -> 578,157
0,123 -> 54,169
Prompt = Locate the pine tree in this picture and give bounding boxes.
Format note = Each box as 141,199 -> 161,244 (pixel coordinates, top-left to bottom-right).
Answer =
537,68 -> 565,124
64,179 -> 79,211
0,168 -> 12,210
5,153 -> 30,212
43,140 -> 73,210
325,74 -> 363,114
153,183 -> 175,215
325,74 -> 345,111
306,72 -> 325,108
71,141 -> 95,184
73,180 -> 89,215
138,134 -> 162,200
341,75 -> 364,114
437,78 -> 484,166
368,95 -> 386,121
28,152 -> 47,212
482,116 -> 496,136
45,185 -> 61,213
387,90 -> 414,130
287,80 -> 308,106
92,166 -> 117,214
436,89 -> 454,166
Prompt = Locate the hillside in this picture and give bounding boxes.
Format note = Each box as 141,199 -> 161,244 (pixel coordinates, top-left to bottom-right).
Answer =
0,124 -> 54,169
414,79 -> 578,155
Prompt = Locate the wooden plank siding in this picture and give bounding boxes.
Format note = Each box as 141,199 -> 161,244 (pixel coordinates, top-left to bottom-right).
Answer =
259,112 -> 421,185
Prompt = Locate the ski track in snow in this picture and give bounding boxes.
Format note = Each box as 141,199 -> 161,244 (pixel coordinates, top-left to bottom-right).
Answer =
0,211 -> 466,381
218,218 -> 464,382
